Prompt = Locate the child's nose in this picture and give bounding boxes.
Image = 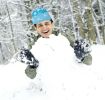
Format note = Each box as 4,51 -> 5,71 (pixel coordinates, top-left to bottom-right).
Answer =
42,25 -> 47,30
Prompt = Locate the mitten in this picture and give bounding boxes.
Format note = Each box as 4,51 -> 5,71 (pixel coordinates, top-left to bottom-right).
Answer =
74,39 -> 91,62
17,48 -> 39,68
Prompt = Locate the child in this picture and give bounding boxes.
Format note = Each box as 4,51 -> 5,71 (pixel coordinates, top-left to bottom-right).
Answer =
18,6 -> 74,79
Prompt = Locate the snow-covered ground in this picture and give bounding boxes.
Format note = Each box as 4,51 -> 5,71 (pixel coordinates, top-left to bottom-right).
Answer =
0,44 -> 105,100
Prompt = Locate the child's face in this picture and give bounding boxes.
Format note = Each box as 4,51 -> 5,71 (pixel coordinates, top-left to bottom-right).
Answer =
35,20 -> 53,38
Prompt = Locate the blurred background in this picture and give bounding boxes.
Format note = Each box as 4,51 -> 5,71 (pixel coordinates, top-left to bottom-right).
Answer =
0,0 -> 105,64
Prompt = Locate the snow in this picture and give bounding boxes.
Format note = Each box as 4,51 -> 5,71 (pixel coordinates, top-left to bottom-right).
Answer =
0,44 -> 105,100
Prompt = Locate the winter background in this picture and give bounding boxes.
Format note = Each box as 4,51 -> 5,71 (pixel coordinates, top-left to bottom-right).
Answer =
0,0 -> 105,100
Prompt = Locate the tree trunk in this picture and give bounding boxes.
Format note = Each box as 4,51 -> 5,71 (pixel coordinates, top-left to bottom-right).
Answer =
85,0 -> 96,43
6,1 -> 17,52
70,0 -> 85,39
97,0 -> 105,44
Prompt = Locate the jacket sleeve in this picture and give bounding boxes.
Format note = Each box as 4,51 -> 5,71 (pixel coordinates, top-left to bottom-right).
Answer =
59,34 -> 71,46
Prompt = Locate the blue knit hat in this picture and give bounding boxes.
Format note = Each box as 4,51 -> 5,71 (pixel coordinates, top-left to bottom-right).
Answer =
32,7 -> 52,24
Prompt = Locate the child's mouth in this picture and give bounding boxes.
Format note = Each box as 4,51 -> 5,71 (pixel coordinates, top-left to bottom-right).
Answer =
43,30 -> 49,34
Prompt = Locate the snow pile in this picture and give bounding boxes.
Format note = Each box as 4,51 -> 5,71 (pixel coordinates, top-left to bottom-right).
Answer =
0,44 -> 105,100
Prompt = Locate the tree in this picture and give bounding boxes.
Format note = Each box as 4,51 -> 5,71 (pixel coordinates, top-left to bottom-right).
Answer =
0,0 -> 36,64
84,0 -> 96,43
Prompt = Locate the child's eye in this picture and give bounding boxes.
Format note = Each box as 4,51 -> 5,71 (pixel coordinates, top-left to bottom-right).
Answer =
45,22 -> 50,26
37,24 -> 43,28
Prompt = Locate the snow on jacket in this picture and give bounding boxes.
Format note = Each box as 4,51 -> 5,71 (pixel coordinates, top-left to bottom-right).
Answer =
31,34 -> 74,95
31,34 -> 73,62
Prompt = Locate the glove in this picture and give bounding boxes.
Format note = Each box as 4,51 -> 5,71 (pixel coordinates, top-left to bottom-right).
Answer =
74,39 -> 91,62
25,65 -> 37,79
17,48 -> 39,68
